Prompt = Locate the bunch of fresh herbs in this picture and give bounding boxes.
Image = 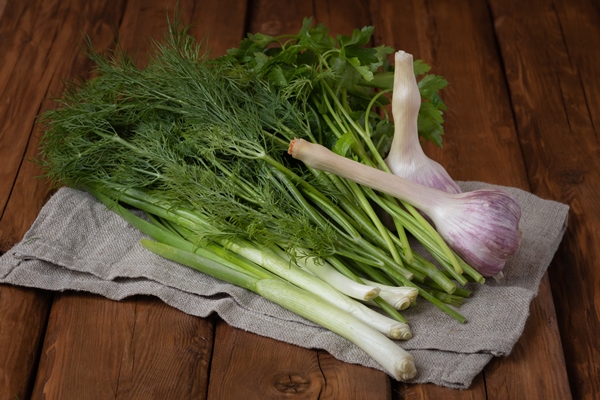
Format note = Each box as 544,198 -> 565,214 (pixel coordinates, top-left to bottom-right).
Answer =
38,17 -> 482,381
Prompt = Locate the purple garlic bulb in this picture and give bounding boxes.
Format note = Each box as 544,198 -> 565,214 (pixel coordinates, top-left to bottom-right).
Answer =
289,138 -> 523,277
428,189 -> 522,277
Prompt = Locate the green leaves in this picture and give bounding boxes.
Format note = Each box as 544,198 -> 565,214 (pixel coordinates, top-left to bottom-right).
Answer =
223,18 -> 448,151
39,17 -> 475,331
226,32 -> 275,64
332,131 -> 355,157
337,25 -> 374,48
417,102 -> 446,147
417,73 -> 448,146
297,17 -> 335,53
225,18 -> 389,95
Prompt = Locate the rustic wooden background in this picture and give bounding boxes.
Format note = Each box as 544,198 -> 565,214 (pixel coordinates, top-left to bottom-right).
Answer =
0,0 -> 598,399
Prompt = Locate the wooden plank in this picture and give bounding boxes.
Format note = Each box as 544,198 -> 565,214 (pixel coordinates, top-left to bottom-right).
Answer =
0,287 -> 52,400
371,0 -> 569,398
30,294 -> 214,399
207,320 -> 390,399
399,375 -> 486,400
25,1 -> 248,399
317,352 -> 391,399
247,0 -> 313,37
0,0 -> 128,398
209,321 -> 328,399
111,299 -> 214,399
488,0 -> 599,399
31,294 -> 142,399
190,0 -> 249,57
206,2 -> 394,398
312,0 -> 372,35
0,0 -> 120,245
0,0 -> 128,248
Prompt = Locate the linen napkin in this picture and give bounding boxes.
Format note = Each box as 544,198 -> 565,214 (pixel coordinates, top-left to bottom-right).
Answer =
0,182 -> 569,389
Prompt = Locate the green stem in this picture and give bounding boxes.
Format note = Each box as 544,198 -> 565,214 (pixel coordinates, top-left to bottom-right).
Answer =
367,188 -> 469,286
384,270 -> 467,324
141,239 -> 259,289
318,83 -> 414,262
346,179 -> 403,266
263,154 -> 415,280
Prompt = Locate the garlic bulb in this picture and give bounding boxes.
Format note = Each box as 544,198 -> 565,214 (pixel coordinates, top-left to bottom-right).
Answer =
425,189 -> 522,277
289,138 -> 522,276
385,51 -> 461,195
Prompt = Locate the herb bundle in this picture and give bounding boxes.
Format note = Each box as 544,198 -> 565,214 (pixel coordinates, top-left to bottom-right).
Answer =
38,18 -> 495,381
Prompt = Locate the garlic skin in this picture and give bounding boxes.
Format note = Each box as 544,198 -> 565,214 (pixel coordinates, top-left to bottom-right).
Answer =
389,155 -> 462,195
385,50 -> 461,195
428,189 -> 522,277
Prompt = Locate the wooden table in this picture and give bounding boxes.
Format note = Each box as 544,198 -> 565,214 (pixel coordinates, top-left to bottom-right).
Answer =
1,0 -> 597,398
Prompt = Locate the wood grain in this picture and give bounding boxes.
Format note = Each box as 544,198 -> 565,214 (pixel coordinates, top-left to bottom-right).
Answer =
397,375 -> 486,400
247,0 -> 313,36
208,321 -> 324,399
208,320 -> 390,399
31,294 -> 214,399
0,0 -> 123,241
32,294 -> 140,398
0,0 -> 127,398
0,0 -> 127,250
489,0 -> 600,398
372,0 -> 570,398
0,287 -> 52,400
0,0 -> 6,20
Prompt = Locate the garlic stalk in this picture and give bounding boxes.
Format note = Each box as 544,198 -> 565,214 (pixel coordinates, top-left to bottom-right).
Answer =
289,139 -> 522,277
386,51 -> 461,194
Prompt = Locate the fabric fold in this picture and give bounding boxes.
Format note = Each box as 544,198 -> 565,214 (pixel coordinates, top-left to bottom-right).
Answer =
0,182 -> 569,389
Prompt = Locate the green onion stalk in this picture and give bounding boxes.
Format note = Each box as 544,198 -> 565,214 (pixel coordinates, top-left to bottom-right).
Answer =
88,187 -> 417,380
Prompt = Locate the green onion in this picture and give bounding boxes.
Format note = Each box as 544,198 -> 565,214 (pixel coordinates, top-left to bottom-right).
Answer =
141,239 -> 417,381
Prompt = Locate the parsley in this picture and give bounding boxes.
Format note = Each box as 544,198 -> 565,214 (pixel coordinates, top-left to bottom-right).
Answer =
224,17 -> 448,150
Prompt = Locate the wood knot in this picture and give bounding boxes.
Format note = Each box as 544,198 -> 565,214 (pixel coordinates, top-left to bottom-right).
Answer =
560,170 -> 585,185
259,20 -> 282,36
272,373 -> 311,393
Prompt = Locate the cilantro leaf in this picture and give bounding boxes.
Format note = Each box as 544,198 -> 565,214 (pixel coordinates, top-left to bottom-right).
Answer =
417,102 -> 445,147
337,26 -> 374,47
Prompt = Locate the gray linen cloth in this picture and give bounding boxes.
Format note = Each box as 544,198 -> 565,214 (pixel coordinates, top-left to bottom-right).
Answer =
0,182 -> 569,389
